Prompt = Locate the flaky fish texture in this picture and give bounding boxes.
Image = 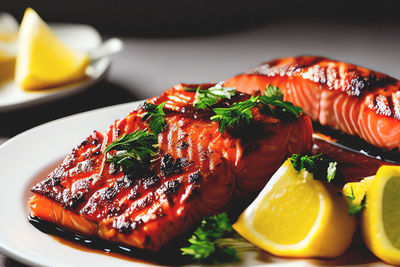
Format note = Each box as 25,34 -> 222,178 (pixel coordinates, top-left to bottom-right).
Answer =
225,56 -> 400,152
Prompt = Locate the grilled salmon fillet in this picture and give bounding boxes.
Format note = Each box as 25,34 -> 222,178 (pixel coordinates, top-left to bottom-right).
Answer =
225,56 -> 400,152
29,83 -> 312,251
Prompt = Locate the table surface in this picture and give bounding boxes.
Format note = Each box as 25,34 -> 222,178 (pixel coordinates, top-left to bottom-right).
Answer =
2,21 -> 400,266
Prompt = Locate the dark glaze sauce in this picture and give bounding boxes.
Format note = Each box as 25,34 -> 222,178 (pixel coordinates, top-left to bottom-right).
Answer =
314,123 -> 400,164
313,123 -> 400,184
28,215 -> 189,265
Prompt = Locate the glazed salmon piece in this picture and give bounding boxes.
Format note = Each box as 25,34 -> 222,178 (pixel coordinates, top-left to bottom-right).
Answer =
30,83 -> 312,250
225,56 -> 400,152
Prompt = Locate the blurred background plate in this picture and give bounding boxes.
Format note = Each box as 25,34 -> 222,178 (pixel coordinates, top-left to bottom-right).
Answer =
0,23 -> 110,112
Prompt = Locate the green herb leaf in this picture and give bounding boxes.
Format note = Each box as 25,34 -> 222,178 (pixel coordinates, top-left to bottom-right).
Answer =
347,186 -> 356,201
346,186 -> 366,215
348,201 -> 365,215
327,162 -> 337,183
190,84 -> 236,110
105,129 -> 158,174
264,85 -> 283,100
290,153 -> 338,183
211,96 -> 259,133
210,86 -> 302,133
181,213 -> 238,263
142,102 -> 167,135
259,86 -> 302,119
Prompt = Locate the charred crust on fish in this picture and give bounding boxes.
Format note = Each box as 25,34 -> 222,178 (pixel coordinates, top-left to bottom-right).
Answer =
188,170 -> 202,184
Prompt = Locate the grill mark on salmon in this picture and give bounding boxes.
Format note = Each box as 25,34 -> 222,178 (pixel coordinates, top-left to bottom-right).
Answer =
225,56 -> 400,152
29,83 -> 312,251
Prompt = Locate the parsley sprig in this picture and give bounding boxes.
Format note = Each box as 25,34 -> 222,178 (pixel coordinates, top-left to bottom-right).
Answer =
263,85 -> 283,99
105,129 -> 158,174
142,102 -> 167,135
181,213 -> 238,264
346,186 -> 366,215
259,86 -> 303,118
290,153 -> 338,183
210,86 -> 302,133
211,96 -> 259,133
186,84 -> 236,109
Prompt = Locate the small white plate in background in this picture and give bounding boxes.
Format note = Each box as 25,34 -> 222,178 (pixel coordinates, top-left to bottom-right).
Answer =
0,23 -> 111,112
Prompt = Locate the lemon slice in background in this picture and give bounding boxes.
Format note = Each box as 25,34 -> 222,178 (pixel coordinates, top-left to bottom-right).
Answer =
233,159 -> 357,258
361,166 -> 400,265
15,8 -> 90,90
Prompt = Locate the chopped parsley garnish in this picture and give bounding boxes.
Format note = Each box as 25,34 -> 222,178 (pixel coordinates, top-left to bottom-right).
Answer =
290,153 -> 338,183
210,86 -> 302,133
181,213 -> 238,264
211,96 -> 259,133
263,85 -> 283,100
259,85 -> 303,118
105,129 -> 158,174
346,186 -> 366,215
142,102 -> 167,135
327,162 -> 337,183
185,84 -> 236,109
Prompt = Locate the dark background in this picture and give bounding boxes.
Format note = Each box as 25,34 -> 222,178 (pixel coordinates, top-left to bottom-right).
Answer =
2,0 -> 400,37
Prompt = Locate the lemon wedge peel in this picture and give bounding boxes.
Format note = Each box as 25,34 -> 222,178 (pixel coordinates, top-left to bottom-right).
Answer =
15,8 -> 90,91
361,166 -> 400,266
233,160 -> 357,258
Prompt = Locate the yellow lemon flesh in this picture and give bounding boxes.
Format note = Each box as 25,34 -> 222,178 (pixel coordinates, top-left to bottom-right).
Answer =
361,166 -> 400,266
233,159 -> 357,258
343,176 -> 374,206
15,8 -> 90,90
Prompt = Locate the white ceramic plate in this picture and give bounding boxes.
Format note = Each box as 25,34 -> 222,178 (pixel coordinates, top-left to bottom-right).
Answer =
0,23 -> 110,112
0,102 -> 389,267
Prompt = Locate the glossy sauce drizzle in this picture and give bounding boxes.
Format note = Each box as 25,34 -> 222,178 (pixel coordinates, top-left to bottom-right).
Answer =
312,123 -> 400,184
314,123 -> 400,164
28,215 -> 188,265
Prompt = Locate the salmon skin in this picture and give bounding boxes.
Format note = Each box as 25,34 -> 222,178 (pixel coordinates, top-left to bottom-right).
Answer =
29,83 -> 312,251
225,56 -> 400,153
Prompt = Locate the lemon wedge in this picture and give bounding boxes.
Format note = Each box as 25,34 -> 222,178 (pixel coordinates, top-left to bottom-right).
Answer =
361,165 -> 400,265
233,159 -> 357,258
15,8 -> 90,90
